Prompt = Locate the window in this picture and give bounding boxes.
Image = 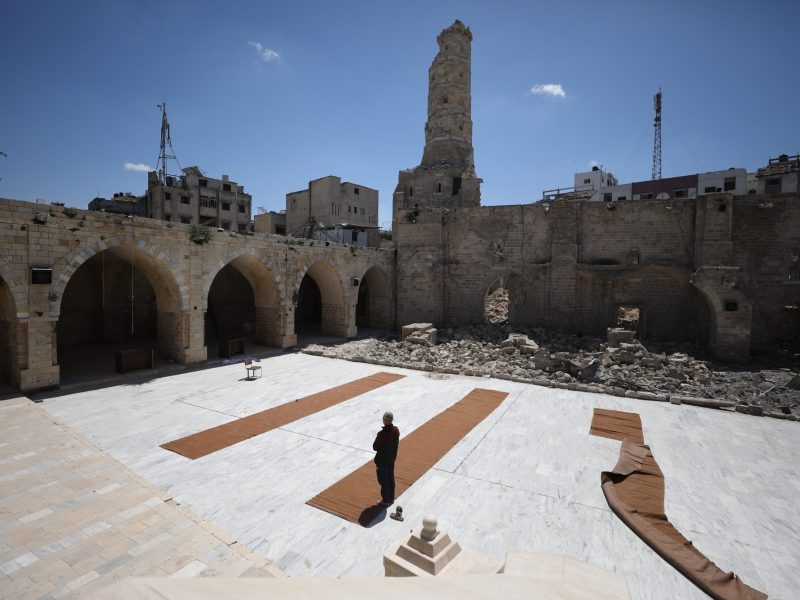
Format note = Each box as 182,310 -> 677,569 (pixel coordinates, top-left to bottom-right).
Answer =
164,215 -> 171,221
222,202 -> 231,211
452,176 -> 461,196
765,177 -> 781,194
437,182 -> 442,193
180,216 -> 191,224
275,225 -> 286,235
704,186 -> 718,193
673,189 -> 688,198
641,192 -> 654,200
724,301 -> 738,312
723,177 -> 736,192
223,183 -> 231,192
354,187 -> 360,195
200,217 -> 217,227
181,196 -> 190,204
238,204 -> 245,213
616,196 -> 627,201
199,179 -> 208,187
238,223 -> 247,233
603,193 -> 612,202
360,208 -> 365,215
165,192 -> 171,200
221,221 -> 231,230
583,178 -> 591,184
409,186 -> 413,197
200,197 -> 217,208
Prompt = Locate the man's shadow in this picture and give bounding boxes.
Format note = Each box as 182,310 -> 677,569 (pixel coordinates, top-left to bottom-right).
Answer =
358,503 -> 388,528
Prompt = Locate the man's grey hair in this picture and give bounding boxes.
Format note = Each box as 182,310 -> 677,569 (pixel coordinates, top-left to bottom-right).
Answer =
383,411 -> 394,423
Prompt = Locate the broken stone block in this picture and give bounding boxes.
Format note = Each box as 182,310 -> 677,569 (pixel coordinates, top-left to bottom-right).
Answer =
607,327 -> 636,346
402,323 -> 435,340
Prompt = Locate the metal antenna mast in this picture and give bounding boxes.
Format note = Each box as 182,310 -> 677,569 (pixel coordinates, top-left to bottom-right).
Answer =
156,103 -> 180,184
652,88 -> 662,180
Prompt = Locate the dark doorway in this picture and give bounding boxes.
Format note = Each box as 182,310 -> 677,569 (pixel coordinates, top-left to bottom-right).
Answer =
295,275 -> 322,334
205,264 -> 255,348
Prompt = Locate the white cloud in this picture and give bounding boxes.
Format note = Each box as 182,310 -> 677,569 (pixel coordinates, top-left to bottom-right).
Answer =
248,41 -> 280,62
124,162 -> 152,172
530,83 -> 566,98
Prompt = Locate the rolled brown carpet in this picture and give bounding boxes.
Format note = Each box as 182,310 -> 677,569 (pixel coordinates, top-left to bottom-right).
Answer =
591,408 -> 767,600
307,388 -> 508,526
161,371 -> 405,459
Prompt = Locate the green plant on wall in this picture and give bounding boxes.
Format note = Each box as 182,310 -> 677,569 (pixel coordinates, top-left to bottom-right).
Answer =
292,291 -> 300,305
62,207 -> 78,218
189,224 -> 214,245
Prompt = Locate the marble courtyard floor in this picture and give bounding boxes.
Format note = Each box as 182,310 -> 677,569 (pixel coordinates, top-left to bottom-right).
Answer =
6,353 -> 799,599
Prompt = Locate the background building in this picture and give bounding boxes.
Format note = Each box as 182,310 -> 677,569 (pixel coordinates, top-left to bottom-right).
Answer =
87,193 -> 147,216
147,167 -> 252,232
253,210 -> 286,235
755,154 -> 800,194
285,175 -> 379,246
543,165 -> 748,202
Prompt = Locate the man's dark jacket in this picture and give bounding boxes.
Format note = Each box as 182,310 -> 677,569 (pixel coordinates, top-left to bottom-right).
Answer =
373,424 -> 399,466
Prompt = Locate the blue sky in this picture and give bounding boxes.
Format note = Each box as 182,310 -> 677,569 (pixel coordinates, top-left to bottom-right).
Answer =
1,0 -> 798,226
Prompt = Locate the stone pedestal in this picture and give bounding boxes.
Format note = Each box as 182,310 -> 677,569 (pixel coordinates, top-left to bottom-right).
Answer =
384,517 -> 501,577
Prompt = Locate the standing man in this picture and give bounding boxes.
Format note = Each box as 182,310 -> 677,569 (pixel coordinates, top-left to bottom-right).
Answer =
373,411 -> 399,506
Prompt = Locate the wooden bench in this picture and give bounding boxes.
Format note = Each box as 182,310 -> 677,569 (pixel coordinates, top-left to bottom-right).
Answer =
219,337 -> 245,358
115,348 -> 154,374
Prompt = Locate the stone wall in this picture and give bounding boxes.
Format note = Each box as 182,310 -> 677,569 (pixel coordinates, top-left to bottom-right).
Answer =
394,194 -> 800,361
0,197 -> 394,391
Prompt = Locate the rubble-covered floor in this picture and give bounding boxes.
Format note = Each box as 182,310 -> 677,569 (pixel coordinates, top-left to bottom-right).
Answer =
334,300 -> 800,419
36,353 -> 800,600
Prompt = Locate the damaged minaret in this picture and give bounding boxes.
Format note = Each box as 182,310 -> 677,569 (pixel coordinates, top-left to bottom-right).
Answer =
393,20 -> 482,217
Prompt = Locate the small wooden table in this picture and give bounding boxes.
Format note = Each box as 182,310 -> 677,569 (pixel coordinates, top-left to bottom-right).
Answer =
219,337 -> 245,358
115,349 -> 155,374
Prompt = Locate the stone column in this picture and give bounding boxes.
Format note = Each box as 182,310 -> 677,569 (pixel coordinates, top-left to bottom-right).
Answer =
158,309 -> 207,364
19,317 -> 60,392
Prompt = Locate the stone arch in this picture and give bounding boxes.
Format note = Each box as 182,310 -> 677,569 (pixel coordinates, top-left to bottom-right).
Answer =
0,255 -> 28,318
294,259 -> 350,337
356,265 -> 392,330
51,236 -> 188,315
0,278 -> 23,386
690,267 -> 752,362
203,248 -> 285,348
51,236 -> 190,366
201,248 -> 285,311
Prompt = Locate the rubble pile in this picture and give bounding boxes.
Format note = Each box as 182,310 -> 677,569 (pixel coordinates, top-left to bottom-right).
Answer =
303,323 -> 800,419
484,288 -> 509,324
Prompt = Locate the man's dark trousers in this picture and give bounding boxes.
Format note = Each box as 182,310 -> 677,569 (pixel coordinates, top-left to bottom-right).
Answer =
376,462 -> 395,504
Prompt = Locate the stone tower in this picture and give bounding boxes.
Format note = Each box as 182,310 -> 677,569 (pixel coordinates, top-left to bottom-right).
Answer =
393,20 -> 482,216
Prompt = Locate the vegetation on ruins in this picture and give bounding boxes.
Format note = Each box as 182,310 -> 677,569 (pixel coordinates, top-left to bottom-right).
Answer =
189,224 -> 214,245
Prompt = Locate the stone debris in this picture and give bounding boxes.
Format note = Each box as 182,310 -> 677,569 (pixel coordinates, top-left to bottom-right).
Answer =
304,323 -> 800,419
402,323 -> 438,346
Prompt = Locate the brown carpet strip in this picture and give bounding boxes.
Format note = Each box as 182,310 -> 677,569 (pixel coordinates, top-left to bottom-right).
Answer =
161,372 -> 405,459
307,388 -> 508,526
590,408 -> 767,600
589,407 -> 644,444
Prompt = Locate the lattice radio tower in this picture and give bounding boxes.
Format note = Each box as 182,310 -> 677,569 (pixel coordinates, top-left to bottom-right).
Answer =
156,102 -> 181,185
652,88 -> 662,180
